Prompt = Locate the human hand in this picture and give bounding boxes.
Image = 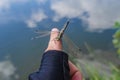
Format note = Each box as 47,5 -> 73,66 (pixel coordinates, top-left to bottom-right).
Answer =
46,28 -> 82,80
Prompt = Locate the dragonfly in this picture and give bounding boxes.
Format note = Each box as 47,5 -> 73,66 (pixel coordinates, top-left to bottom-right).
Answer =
31,20 -> 70,40
31,20 -> 82,58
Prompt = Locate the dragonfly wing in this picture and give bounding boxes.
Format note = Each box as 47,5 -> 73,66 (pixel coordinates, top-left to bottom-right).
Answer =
34,30 -> 50,34
31,31 -> 50,40
63,35 -> 82,58
35,32 -> 50,38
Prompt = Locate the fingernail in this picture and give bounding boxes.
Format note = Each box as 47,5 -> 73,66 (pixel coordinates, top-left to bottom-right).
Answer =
51,28 -> 59,32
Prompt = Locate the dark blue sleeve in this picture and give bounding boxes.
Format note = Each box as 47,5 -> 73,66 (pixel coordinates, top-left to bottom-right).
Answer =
29,50 -> 70,80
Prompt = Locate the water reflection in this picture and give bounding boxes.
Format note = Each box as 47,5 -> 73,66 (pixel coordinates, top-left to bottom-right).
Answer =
0,0 -> 120,80
0,20 -> 120,80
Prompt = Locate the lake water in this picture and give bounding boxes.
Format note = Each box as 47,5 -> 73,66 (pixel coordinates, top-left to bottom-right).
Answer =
0,19 -> 116,80
1,0 -> 120,79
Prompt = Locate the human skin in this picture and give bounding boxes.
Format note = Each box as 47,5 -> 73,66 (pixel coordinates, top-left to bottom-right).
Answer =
45,28 -> 82,80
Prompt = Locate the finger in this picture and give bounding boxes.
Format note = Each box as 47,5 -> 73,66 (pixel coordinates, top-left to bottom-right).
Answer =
45,28 -> 62,51
50,28 -> 59,41
69,61 -> 82,80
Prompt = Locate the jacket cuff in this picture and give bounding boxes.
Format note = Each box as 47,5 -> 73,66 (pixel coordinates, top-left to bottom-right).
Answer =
39,50 -> 70,80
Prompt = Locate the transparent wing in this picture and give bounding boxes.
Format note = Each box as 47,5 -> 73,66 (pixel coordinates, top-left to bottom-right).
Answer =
63,34 -> 82,58
31,30 -> 51,40
34,30 -> 50,34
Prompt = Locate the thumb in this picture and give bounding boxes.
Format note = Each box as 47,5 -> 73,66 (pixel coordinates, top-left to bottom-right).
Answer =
69,61 -> 82,80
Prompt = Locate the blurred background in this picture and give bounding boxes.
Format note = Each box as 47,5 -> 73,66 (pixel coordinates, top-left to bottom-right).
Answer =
0,0 -> 120,80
